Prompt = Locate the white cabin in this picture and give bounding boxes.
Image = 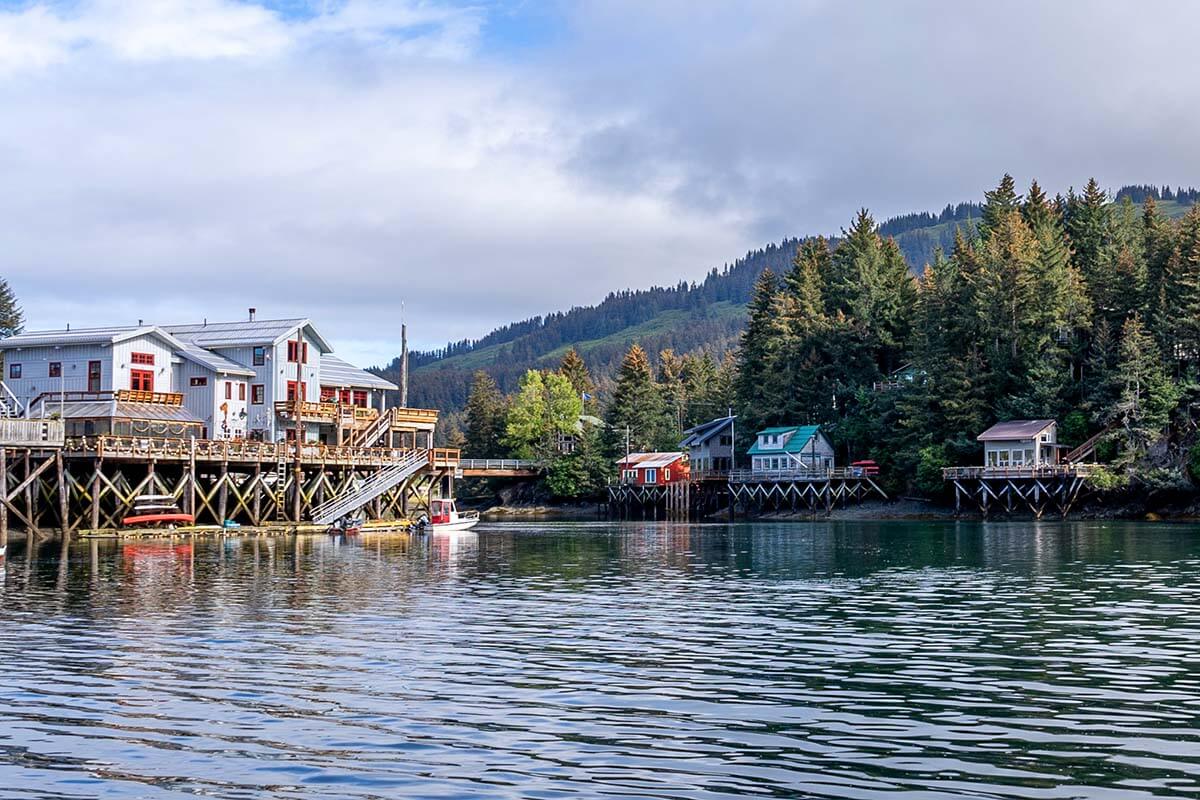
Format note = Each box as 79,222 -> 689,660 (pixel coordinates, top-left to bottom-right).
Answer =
978,419 -> 1058,468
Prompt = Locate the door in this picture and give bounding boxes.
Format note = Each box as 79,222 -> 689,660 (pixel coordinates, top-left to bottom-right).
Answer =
130,369 -> 154,392
87,360 -> 102,393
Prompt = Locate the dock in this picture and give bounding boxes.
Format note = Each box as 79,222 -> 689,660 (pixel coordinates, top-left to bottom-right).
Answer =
942,465 -> 1098,518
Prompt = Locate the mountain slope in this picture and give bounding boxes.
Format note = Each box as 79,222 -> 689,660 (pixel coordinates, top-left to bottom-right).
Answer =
380,186 -> 1197,413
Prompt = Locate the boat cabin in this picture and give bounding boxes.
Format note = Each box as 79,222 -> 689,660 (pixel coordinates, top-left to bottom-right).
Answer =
615,452 -> 689,486
978,419 -> 1058,468
747,425 -> 835,473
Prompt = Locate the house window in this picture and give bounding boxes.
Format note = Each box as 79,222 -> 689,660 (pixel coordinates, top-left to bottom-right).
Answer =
338,389 -> 351,404
130,369 -> 154,392
353,390 -> 368,407
253,346 -> 266,366
48,362 -> 61,378
7,363 -> 19,379
645,468 -> 657,483
238,383 -> 246,401
664,468 -> 671,481
131,352 -> 154,366
1025,449 -> 1035,464
225,382 -> 233,400
189,377 -> 208,387
719,435 -> 731,446
287,340 -> 309,364
251,384 -> 264,404
320,387 -> 335,402
88,360 -> 101,392
987,451 -> 997,467
287,381 -> 307,401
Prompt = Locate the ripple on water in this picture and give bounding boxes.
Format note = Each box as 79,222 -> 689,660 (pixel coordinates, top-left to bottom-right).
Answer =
0,520 -> 1198,799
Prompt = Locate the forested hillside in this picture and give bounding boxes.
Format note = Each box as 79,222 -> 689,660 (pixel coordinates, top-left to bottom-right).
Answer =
379,183 -> 1197,415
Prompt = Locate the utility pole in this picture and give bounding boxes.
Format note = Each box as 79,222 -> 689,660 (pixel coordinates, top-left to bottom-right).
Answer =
293,331 -> 304,524
400,317 -> 409,408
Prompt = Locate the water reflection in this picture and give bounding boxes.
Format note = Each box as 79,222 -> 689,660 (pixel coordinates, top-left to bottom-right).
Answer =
0,520 -> 1198,799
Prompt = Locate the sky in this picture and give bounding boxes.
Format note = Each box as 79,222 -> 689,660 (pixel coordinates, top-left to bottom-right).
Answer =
2,0 -> 1199,367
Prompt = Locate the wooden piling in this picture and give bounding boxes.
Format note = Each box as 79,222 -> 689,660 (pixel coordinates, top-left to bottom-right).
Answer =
56,450 -> 69,541
0,447 -> 7,555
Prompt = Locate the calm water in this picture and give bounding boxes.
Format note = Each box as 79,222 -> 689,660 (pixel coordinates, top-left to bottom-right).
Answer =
1,521 -> 1198,799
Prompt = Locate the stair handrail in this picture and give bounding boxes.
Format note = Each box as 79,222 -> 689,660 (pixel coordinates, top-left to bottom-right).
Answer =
310,449 -> 429,524
1064,427 -> 1112,463
0,381 -> 25,417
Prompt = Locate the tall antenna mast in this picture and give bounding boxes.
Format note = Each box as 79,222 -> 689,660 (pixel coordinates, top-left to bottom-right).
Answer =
400,301 -> 409,408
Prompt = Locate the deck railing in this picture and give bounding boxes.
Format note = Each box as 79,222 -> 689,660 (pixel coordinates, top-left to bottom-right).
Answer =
63,435 -> 460,467
728,467 -> 872,483
942,464 -> 1101,480
458,458 -> 541,472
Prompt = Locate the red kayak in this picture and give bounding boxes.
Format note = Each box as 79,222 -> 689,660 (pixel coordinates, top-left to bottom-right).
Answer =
122,513 -> 195,527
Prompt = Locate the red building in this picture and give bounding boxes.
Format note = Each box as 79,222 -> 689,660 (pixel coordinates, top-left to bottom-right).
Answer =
616,452 -> 689,486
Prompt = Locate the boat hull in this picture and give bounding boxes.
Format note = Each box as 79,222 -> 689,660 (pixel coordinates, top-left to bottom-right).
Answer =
426,517 -> 479,533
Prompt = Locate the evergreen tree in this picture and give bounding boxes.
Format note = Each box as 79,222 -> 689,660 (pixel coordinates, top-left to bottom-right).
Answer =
1021,179 -> 1054,230
0,279 -> 22,338
978,174 -> 1022,242
463,371 -> 507,458
1106,314 -> 1178,461
734,269 -> 784,435
558,348 -> 596,413
605,344 -> 674,454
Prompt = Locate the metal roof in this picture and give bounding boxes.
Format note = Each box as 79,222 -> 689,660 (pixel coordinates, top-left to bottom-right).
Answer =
747,425 -> 822,455
57,401 -> 202,422
615,451 -> 685,468
679,415 -> 735,449
175,341 -> 255,377
0,325 -> 180,350
977,419 -> 1056,441
165,318 -> 333,353
320,354 -> 397,390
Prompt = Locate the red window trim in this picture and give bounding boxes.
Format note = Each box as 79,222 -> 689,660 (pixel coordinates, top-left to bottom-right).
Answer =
48,362 -> 61,378
189,376 -> 208,387
238,383 -> 246,401
251,384 -> 264,404
287,380 -> 307,401
287,340 -> 309,364
130,369 -> 154,392
225,382 -> 232,400
131,352 -> 154,365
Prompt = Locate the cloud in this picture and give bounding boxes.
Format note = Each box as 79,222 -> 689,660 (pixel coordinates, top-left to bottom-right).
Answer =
1,0 -> 1199,367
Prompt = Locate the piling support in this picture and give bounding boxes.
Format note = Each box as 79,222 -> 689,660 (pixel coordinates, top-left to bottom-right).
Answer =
0,447 -> 7,555
56,450 -> 69,541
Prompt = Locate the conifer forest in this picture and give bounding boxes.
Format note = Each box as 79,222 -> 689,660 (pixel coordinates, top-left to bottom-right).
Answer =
451,177 -> 1200,501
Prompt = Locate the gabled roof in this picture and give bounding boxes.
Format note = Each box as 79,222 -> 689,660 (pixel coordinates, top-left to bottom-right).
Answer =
747,424 -> 822,455
615,451 -> 685,469
977,419 -> 1056,441
175,341 -> 255,377
679,415 -> 735,449
0,325 -> 183,351
164,318 -> 333,353
319,354 -> 398,391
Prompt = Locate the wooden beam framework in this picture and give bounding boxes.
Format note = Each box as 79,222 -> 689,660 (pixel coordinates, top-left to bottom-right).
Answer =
950,475 -> 1089,519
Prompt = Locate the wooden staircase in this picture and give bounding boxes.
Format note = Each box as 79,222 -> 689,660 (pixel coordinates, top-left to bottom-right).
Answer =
1064,427 -> 1110,463
348,408 -> 394,448
310,449 -> 429,525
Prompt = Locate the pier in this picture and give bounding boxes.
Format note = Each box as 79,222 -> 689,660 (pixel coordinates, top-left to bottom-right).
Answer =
943,465 -> 1097,519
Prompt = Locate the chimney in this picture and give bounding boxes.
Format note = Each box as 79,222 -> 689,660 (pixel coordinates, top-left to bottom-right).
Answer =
248,307 -> 257,322
138,318 -> 143,327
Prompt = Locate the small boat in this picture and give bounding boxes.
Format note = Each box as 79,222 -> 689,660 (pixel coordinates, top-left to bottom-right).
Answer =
123,494 -> 193,528
420,499 -> 479,533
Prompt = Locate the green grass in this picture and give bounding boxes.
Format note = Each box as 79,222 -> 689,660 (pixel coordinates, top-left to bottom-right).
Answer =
414,301 -> 746,374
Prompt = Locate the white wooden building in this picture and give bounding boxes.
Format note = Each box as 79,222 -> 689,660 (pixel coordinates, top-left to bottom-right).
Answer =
0,310 -> 398,442
977,420 -> 1058,468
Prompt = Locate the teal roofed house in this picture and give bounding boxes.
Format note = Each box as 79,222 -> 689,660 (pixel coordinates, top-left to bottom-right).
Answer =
747,425 -> 835,474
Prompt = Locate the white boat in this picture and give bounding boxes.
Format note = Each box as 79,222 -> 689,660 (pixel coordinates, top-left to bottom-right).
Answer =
422,499 -> 480,533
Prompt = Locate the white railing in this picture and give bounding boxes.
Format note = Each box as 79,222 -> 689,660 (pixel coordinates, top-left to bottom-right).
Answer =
458,458 -> 541,472
942,464 -> 1102,480
728,467 -> 860,483
310,449 -> 430,524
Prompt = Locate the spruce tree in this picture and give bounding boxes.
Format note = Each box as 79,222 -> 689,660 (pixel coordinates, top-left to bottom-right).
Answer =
558,348 -> 596,413
1107,314 -> 1178,461
464,371 -> 507,458
605,344 -> 674,454
0,278 -> 23,338
978,174 -> 1022,242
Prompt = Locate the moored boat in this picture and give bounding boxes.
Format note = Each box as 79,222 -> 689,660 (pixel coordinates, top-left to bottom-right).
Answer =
420,499 -> 479,533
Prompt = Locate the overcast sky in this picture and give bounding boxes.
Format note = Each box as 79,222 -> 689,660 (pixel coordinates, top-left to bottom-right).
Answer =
2,0 -> 1198,366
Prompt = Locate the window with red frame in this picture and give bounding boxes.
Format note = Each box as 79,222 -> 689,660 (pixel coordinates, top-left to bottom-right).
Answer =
130,369 -> 154,392
48,362 -> 61,378
287,381 -> 307,401
287,340 -> 309,363
225,382 -> 232,400
238,383 -> 246,401
131,352 -> 154,365
353,390 -> 368,408
338,389 -> 351,404
251,384 -> 264,404
320,387 -> 335,402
